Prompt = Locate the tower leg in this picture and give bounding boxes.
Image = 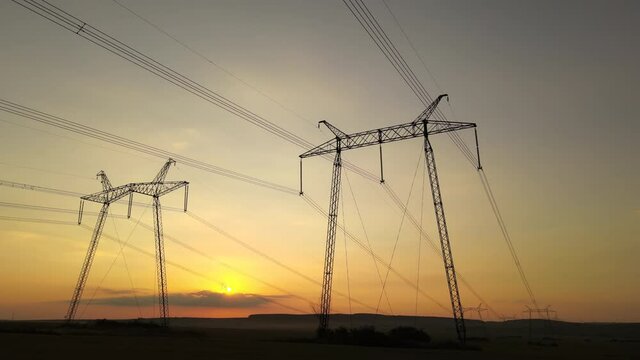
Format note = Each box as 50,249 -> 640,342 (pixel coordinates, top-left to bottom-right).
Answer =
153,196 -> 169,326
66,203 -> 109,322
318,150 -> 342,335
424,134 -> 466,343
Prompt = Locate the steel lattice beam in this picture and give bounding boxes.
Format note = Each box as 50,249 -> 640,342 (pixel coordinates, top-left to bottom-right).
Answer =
425,135 -> 466,342
318,150 -> 342,333
153,196 -> 169,325
65,203 -> 109,321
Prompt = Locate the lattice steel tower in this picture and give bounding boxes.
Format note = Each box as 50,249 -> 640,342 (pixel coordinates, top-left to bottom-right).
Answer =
300,95 -> 479,343
67,159 -> 188,326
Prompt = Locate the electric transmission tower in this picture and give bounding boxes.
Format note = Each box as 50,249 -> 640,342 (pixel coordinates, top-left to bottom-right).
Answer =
463,303 -> 488,321
523,305 -> 555,341
299,94 -> 480,343
67,159 -> 188,326
464,302 -> 488,338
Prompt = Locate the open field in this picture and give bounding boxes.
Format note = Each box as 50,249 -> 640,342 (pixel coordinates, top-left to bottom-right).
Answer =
1,315 -> 638,359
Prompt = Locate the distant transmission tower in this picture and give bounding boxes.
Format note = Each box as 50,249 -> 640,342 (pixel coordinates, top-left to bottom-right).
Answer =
300,94 -> 480,343
463,303 -> 488,321
464,302 -> 488,338
66,159 -> 188,326
523,305 -> 555,341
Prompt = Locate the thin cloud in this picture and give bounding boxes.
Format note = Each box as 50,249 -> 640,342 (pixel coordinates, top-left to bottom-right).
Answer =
92,288 -> 151,296
91,290 -> 286,308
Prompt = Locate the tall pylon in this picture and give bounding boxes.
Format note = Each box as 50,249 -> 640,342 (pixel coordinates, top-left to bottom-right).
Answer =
67,159 -> 188,326
300,94 -> 480,343
66,171 -> 128,322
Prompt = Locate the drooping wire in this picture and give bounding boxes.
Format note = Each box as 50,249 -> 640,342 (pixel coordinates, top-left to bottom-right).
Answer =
0,215 -> 76,225
110,215 -> 143,319
110,0 -> 323,134
0,200 -> 127,219
0,161 -> 94,181
381,0 -> 444,95
358,0 -> 476,166
0,178 -> 183,212
479,169 -> 538,308
10,0 -> 379,185
341,0 -> 477,168
0,98 -> 298,195
0,116 -> 163,166
185,211 -> 382,313
1,213 -> 310,314
301,194 -> 449,313
375,148 -> 423,314
382,181 -> 501,319
81,224 -> 308,314
79,201 -> 149,319
345,171 -> 393,314
8,0 -> 509,318
415,161 -> 426,323
339,183 -> 353,326
134,222 -> 315,312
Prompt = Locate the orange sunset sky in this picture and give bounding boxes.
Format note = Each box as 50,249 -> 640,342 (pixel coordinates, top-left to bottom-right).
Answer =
0,0 -> 638,323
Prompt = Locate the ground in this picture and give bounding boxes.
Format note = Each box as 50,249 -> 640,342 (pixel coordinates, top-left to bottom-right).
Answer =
1,316 -> 638,359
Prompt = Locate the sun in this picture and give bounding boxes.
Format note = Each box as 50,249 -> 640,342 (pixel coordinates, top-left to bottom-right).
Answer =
221,283 -> 233,294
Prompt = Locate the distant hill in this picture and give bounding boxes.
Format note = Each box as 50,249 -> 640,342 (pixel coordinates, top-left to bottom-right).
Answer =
3,314 -> 638,342
166,314 -> 640,341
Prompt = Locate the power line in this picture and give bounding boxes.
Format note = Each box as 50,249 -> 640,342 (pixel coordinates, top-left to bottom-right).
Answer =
479,170 -> 538,308
11,0 -> 310,149
2,170 -> 450,316
109,0 -> 322,133
342,0 -> 477,167
0,178 -> 81,197
342,0 -> 538,315
381,0 -> 445,95
0,161 -> 94,181
301,194 -> 450,314
0,160 -> 447,315
376,148 -> 422,314
0,200 -> 128,219
10,0 -> 378,184
415,159 -> 426,320
0,211 -> 311,315
339,185 -> 353,322
135,221 -> 317,311
81,225 -> 309,315
109,215 -> 143,319
0,98 -> 298,195
78,200 -> 149,320
7,0 -> 526,319
0,215 -> 76,225
381,180 -> 501,319
344,171 -> 393,313
186,211 -> 383,314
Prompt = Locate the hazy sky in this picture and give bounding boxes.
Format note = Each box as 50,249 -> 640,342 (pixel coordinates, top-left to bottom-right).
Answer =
0,0 -> 638,322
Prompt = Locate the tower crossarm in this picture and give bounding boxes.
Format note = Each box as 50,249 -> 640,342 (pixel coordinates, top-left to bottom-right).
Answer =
81,184 -> 132,204
300,120 -> 476,159
130,181 -> 188,197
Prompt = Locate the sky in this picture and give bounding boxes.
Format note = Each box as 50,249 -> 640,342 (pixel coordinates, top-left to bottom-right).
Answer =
0,0 -> 638,323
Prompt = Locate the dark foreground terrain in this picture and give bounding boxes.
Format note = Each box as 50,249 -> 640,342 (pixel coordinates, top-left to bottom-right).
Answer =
1,314 -> 638,359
